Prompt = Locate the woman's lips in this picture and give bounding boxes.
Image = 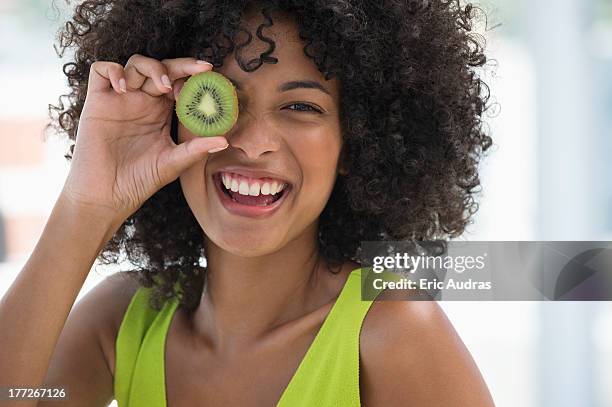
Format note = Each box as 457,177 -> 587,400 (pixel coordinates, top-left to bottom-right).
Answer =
212,172 -> 291,218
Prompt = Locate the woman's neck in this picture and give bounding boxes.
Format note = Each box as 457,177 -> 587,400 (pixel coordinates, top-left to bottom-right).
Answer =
192,222 -> 331,351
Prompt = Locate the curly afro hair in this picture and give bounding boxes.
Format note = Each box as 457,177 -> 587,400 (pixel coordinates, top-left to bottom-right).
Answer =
49,0 -> 494,311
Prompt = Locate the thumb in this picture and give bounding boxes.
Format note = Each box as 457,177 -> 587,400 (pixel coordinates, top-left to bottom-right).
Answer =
161,136 -> 229,181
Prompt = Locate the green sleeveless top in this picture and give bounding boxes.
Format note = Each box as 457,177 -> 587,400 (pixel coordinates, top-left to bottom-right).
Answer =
113,267 -> 400,406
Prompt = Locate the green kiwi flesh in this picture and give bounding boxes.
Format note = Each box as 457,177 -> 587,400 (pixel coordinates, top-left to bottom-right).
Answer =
176,71 -> 239,137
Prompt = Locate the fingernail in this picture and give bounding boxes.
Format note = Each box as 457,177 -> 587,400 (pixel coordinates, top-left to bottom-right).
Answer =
119,78 -> 127,93
196,60 -> 214,67
161,74 -> 172,89
208,144 -> 229,153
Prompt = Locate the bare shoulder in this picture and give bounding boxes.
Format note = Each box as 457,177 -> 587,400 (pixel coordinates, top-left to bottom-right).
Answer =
87,271 -> 142,376
359,294 -> 496,406
40,271 -> 142,406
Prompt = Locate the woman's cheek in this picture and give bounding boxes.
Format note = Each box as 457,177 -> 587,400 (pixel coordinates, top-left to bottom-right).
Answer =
296,144 -> 341,213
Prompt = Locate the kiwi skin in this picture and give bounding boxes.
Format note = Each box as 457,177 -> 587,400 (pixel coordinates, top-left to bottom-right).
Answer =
175,71 -> 239,137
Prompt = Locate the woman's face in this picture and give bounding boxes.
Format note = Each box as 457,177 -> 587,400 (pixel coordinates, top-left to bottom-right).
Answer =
178,11 -> 343,257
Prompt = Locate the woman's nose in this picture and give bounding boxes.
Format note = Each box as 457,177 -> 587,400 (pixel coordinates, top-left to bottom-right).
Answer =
227,117 -> 282,160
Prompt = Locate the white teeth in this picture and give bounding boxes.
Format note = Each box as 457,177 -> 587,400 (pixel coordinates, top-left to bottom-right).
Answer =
248,183 -> 260,196
222,174 -> 230,189
219,172 -> 288,197
238,180 -> 250,195
230,178 -> 239,192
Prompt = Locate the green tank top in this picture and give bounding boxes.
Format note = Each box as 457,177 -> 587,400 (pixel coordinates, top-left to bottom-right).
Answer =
113,267 -> 400,406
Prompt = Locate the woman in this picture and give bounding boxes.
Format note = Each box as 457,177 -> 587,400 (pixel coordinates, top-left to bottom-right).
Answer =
0,0 -> 495,405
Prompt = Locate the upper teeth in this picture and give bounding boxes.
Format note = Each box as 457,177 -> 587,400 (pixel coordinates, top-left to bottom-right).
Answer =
220,172 -> 287,196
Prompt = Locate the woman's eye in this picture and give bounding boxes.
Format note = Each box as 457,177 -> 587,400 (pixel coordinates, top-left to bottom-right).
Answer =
284,103 -> 322,113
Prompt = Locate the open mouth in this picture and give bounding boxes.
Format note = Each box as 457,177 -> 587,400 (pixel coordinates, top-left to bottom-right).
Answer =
212,172 -> 291,207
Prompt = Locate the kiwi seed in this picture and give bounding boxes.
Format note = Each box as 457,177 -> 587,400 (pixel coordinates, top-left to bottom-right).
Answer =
176,71 -> 239,137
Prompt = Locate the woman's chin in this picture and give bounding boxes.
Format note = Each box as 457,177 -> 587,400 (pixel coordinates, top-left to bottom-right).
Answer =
210,230 -> 286,258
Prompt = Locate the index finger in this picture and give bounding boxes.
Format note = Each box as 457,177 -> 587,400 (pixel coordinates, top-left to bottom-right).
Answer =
160,58 -> 215,81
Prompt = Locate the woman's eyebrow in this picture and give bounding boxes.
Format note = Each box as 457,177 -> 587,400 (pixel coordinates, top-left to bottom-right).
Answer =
277,80 -> 331,96
227,77 -> 331,96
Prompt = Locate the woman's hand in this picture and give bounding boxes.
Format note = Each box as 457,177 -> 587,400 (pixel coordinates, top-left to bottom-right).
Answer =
61,54 -> 228,222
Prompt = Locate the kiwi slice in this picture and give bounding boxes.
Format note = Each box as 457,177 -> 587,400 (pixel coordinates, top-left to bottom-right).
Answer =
176,71 -> 239,137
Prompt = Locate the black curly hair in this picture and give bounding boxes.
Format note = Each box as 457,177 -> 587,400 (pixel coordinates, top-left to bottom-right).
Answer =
48,0 -> 494,311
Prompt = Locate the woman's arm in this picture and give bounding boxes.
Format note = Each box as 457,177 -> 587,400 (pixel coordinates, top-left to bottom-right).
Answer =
39,264 -> 140,406
0,195 -> 123,407
0,55 -> 226,406
360,298 -> 496,406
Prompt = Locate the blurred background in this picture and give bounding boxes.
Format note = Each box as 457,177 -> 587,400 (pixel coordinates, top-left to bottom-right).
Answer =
0,0 -> 611,406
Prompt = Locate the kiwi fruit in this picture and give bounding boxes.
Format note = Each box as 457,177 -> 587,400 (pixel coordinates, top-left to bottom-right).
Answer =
176,71 -> 239,137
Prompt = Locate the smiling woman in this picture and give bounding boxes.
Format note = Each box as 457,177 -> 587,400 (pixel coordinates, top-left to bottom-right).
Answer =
0,0 -> 493,406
